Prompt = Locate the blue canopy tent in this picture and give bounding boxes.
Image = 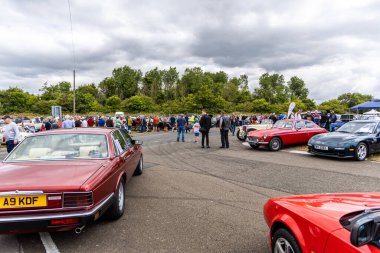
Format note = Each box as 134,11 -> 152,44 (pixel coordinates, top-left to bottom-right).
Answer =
350,99 -> 380,111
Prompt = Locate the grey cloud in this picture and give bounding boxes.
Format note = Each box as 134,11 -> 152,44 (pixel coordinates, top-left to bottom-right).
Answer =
0,0 -> 379,100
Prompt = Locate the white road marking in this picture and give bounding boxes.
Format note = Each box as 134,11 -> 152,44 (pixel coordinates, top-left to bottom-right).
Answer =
39,232 -> 60,253
242,142 -> 249,147
285,150 -> 311,155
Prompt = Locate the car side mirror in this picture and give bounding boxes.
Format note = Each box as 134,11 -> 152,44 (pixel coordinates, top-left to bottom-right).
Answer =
350,218 -> 377,247
132,140 -> 143,145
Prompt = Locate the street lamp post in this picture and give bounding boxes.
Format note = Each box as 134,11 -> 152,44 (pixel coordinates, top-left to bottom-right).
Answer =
73,69 -> 76,114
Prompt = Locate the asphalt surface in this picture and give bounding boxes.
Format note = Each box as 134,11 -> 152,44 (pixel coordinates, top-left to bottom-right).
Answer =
0,129 -> 380,253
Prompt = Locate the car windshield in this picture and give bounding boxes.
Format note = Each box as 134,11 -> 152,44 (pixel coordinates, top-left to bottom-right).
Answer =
336,122 -> 377,134
6,133 -> 109,161
273,120 -> 293,129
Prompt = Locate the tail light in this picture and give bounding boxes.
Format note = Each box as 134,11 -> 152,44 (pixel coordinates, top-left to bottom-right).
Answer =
50,218 -> 79,226
63,192 -> 93,208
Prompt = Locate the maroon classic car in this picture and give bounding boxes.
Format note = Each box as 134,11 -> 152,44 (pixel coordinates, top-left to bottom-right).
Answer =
0,128 -> 143,234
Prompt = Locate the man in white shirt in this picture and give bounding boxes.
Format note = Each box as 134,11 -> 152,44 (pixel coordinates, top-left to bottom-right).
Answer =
3,116 -> 20,153
295,109 -> 303,120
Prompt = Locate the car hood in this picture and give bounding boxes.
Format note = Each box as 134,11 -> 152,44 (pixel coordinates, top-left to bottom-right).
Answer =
0,160 -> 107,192
273,193 -> 380,220
248,128 -> 292,137
310,132 -> 370,143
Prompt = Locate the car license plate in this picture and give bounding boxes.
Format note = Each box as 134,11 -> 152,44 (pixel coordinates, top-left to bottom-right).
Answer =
314,145 -> 328,151
0,195 -> 47,209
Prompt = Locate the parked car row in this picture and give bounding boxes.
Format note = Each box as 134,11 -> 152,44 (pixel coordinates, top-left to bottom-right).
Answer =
243,117 -> 380,161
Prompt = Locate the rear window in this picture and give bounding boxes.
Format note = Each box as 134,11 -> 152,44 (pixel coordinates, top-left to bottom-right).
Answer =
6,133 -> 109,161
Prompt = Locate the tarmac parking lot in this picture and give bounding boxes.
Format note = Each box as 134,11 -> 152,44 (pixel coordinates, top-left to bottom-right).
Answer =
0,129 -> 379,253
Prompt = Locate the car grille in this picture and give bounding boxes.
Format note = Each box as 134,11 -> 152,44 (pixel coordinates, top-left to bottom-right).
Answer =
63,192 -> 93,208
247,137 -> 260,143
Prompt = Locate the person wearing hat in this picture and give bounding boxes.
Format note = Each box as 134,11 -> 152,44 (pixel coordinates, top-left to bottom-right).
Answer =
3,116 -> 20,153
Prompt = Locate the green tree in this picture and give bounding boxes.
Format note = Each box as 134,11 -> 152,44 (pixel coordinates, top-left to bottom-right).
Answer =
122,96 -> 154,112
287,76 -> 309,101
179,67 -> 210,96
318,99 -> 348,113
161,67 -> 179,101
105,95 -> 121,113
142,68 -> 162,102
0,87 -> 37,113
222,82 -> 240,103
251,98 -> 272,113
100,66 -> 142,100
253,73 -> 289,104
337,92 -> 373,109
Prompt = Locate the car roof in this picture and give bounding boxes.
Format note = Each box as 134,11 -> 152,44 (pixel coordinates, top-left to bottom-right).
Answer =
34,128 -> 116,136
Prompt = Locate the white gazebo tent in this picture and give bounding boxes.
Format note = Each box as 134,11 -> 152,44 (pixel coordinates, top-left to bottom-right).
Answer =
363,109 -> 380,115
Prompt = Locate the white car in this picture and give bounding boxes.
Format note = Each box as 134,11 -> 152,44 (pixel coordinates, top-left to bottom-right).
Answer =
236,120 -> 273,141
115,112 -> 125,118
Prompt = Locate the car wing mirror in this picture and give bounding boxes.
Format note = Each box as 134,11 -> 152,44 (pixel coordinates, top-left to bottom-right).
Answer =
132,140 -> 143,145
350,218 -> 378,247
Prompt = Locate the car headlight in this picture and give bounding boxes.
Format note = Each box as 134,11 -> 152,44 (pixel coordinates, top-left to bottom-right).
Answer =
263,134 -> 267,139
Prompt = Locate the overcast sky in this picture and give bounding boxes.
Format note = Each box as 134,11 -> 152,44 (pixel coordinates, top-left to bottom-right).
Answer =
0,0 -> 379,102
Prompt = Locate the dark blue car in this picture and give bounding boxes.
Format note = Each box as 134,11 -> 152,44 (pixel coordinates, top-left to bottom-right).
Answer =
308,120 -> 380,161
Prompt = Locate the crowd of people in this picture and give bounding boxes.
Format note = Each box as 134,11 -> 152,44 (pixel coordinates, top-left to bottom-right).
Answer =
2,109 -> 340,153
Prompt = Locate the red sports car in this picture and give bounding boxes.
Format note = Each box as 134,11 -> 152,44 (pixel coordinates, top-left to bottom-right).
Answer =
264,193 -> 380,253
0,128 -> 143,234
247,119 -> 327,151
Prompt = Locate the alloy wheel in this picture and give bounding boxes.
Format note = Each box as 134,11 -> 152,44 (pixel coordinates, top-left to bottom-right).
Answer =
356,144 -> 367,160
274,238 -> 295,253
117,184 -> 124,212
271,139 -> 280,150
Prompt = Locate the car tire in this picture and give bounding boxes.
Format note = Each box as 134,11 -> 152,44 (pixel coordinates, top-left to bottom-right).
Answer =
269,137 -> 282,151
237,129 -> 246,141
105,180 -> 125,220
272,228 -> 301,253
133,156 -> 143,176
354,142 -> 368,161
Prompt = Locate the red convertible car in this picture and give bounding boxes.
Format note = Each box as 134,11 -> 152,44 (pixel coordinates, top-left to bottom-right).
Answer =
0,128 -> 143,234
264,193 -> 380,253
247,119 -> 327,151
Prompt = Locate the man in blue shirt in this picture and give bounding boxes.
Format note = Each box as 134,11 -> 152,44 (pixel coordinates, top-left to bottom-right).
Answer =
62,115 -> 75,129
98,116 -> 106,127
176,114 -> 186,142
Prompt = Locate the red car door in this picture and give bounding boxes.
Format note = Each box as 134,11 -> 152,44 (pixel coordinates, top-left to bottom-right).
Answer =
293,120 -> 309,144
304,121 -> 321,141
119,129 -> 139,179
111,130 -> 133,179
